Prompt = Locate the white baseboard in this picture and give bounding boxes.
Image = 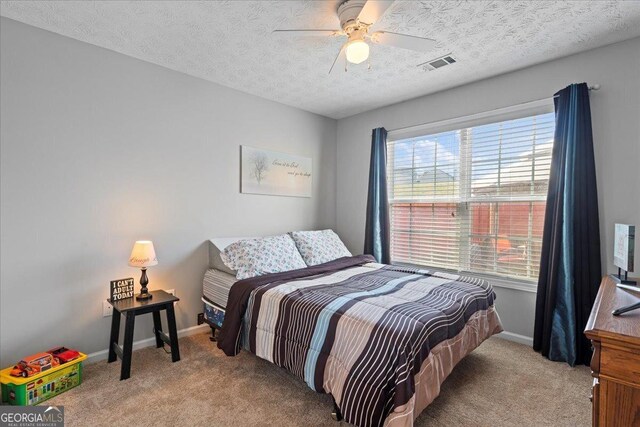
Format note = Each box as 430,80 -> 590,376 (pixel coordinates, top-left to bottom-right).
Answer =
86,324 -> 532,363
496,331 -> 534,347
86,324 -> 210,364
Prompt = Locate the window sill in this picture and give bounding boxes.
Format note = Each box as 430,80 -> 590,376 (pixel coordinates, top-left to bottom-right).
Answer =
481,275 -> 538,293
390,262 -> 538,293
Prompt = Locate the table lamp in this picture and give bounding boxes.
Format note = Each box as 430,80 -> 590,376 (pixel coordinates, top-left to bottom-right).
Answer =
128,240 -> 158,301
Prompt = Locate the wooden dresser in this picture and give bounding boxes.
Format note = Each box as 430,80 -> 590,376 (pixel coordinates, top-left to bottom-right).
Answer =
584,276 -> 640,426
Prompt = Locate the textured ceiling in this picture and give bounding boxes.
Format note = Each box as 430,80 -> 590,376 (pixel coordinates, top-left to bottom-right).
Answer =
2,1 -> 640,119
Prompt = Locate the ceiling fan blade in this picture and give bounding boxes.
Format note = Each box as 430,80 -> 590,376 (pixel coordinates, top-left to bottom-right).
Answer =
272,29 -> 342,37
357,0 -> 395,25
370,31 -> 437,52
329,45 -> 347,75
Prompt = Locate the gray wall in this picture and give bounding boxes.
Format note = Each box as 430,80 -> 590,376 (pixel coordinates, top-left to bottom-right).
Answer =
336,36 -> 640,340
0,18 -> 337,366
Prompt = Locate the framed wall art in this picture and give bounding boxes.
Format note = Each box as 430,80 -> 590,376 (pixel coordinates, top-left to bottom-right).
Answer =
240,146 -> 312,198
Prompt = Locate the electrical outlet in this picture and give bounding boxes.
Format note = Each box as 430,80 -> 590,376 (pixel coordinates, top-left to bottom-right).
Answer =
103,300 -> 113,317
197,313 -> 205,325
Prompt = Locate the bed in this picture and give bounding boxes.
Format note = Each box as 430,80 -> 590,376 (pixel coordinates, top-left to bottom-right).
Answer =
204,238 -> 502,427
201,268 -> 235,331
201,238 -> 247,336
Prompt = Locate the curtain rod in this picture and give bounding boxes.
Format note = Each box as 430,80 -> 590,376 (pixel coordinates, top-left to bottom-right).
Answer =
553,83 -> 600,98
388,84 -> 600,134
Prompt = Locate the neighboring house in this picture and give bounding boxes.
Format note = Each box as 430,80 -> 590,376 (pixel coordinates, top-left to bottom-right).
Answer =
390,142 -> 552,280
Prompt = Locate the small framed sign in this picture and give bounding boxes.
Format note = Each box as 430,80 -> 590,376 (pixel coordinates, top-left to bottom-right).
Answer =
110,278 -> 135,302
614,224 -> 635,273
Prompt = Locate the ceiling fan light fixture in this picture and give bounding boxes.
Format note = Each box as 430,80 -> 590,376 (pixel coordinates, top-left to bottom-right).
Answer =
345,39 -> 369,64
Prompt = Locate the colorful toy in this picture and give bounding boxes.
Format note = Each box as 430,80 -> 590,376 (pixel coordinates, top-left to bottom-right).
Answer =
9,353 -> 60,378
47,347 -> 80,364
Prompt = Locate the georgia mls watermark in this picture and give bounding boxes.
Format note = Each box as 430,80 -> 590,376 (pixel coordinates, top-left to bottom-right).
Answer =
0,406 -> 64,427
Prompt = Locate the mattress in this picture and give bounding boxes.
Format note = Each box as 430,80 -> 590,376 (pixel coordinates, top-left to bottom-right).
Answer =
202,268 -> 236,308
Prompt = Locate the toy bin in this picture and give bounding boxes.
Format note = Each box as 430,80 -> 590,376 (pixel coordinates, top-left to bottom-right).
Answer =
1,352 -> 87,406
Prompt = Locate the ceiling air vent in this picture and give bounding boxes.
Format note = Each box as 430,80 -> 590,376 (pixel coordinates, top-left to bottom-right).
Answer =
419,55 -> 457,71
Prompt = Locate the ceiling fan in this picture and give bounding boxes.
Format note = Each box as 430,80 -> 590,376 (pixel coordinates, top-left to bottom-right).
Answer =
273,0 -> 438,74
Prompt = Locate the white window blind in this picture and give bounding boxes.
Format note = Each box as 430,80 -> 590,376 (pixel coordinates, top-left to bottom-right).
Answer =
387,112 -> 555,282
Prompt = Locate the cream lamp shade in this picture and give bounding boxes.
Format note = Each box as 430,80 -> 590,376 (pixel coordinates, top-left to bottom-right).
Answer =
128,241 -> 158,268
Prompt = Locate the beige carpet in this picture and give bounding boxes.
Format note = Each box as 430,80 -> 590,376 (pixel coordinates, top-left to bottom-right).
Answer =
47,332 -> 591,426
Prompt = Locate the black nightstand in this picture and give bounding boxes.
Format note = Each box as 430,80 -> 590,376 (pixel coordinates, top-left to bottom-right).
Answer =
107,290 -> 180,380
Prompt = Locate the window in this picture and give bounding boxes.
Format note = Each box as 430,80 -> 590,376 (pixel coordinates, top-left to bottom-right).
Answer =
387,110 -> 555,282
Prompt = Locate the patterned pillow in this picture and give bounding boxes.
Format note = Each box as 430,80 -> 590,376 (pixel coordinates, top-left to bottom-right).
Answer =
220,234 -> 307,280
289,230 -> 352,266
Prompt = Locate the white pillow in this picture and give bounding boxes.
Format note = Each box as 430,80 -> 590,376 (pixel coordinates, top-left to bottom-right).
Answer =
220,234 -> 307,280
209,237 -> 257,276
289,230 -> 352,266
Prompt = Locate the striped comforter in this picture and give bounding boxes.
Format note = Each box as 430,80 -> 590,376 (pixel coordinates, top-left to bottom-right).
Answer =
218,255 -> 500,427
